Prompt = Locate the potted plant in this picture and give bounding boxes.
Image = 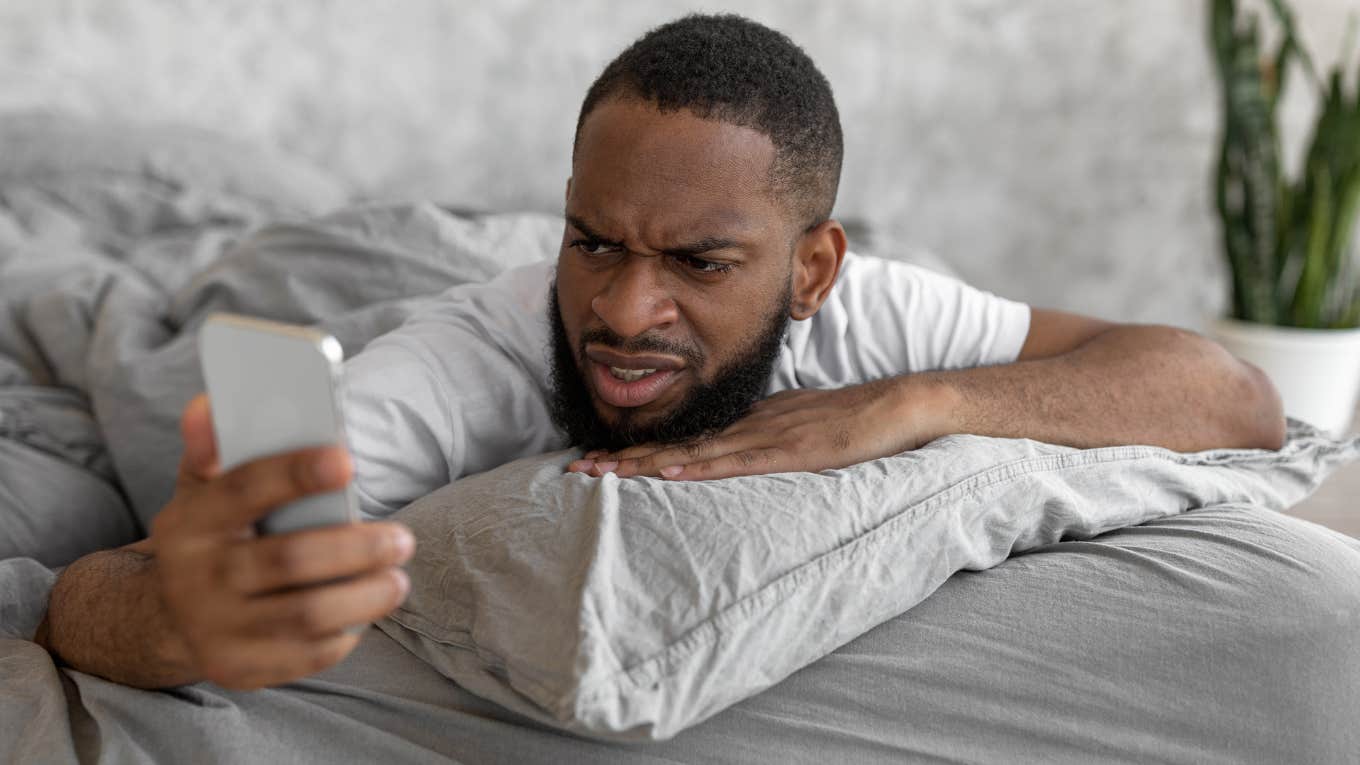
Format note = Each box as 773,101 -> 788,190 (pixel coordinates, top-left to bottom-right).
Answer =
1209,0 -> 1360,436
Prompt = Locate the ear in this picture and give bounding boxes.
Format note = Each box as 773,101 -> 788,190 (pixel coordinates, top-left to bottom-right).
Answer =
789,219 -> 846,320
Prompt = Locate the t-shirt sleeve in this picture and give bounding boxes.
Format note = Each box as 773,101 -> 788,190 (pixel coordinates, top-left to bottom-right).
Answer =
343,262 -> 562,517
779,254 -> 1031,389
344,337 -> 460,518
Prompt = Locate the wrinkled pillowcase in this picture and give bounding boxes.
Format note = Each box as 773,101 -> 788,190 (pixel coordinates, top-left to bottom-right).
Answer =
376,423 -> 1357,740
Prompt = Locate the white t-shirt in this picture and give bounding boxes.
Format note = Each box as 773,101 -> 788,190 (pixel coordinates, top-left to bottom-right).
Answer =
343,253 -> 1030,516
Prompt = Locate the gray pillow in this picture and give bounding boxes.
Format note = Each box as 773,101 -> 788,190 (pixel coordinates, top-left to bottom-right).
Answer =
376,423 -> 1358,741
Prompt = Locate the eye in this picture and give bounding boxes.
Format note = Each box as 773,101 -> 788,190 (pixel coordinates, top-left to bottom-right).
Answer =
674,253 -> 733,274
570,239 -> 621,257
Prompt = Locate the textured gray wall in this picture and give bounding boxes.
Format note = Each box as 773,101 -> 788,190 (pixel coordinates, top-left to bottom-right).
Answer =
2,0 -> 1355,327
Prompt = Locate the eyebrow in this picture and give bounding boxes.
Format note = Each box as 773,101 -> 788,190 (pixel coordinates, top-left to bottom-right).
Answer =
566,214 -> 743,258
565,215 -> 623,248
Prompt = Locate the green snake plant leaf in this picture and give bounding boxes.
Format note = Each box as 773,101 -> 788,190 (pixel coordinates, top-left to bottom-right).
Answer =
1213,0 -> 1360,329
1265,0 -> 1321,87
1291,163 -> 1334,326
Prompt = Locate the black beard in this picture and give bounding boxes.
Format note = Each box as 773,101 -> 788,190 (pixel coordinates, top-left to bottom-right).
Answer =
547,283 -> 791,452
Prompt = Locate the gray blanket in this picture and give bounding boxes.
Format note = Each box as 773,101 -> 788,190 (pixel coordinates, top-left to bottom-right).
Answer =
2,116 -> 1359,763
6,506 -> 1360,764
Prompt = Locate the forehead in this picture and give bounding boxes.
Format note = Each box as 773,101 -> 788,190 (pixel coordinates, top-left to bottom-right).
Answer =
570,99 -> 782,241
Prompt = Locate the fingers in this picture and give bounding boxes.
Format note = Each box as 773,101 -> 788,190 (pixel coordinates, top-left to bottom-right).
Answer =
179,394 -> 220,481
612,435 -> 745,478
225,522 -> 414,595
567,445 -> 668,477
188,447 -> 353,533
247,567 -> 411,639
564,390 -> 825,478
567,435 -> 769,480
174,536 -> 411,689
199,632 -> 361,691
566,442 -> 660,474
660,447 -> 785,481
160,519 -> 409,690
566,432 -> 753,478
156,411 -> 400,691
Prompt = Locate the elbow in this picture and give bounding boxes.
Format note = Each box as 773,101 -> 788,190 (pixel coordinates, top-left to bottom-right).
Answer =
1160,327 -> 1285,451
1180,326 -> 1284,451
1233,359 -> 1287,450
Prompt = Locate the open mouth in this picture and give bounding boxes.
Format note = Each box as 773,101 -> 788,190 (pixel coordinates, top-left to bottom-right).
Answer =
585,345 -> 687,409
590,361 -> 680,408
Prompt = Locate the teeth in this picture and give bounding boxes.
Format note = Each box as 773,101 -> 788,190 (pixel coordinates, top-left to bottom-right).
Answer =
610,366 -> 656,382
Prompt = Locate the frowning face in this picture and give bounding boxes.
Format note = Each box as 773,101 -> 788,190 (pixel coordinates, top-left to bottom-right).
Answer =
549,98 -> 805,450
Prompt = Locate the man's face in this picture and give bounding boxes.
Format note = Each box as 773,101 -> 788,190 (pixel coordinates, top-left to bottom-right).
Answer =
550,98 -> 799,450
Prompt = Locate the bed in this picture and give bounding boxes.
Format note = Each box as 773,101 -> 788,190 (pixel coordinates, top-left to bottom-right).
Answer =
2,114 -> 1359,764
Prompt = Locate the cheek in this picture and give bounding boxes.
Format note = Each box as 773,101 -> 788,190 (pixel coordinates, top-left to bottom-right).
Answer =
555,259 -> 593,336
680,291 -> 768,369
715,269 -> 790,347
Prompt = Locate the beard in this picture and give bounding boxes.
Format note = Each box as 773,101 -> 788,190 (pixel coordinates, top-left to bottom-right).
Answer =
547,282 -> 791,452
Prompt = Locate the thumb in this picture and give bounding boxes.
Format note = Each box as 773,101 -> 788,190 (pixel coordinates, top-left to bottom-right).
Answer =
179,393 -> 220,481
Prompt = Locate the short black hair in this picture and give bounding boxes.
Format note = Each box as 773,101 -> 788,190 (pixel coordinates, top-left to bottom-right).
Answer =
575,14 -> 843,229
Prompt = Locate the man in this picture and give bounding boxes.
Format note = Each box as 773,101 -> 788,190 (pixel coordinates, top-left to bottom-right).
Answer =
35,15 -> 1283,691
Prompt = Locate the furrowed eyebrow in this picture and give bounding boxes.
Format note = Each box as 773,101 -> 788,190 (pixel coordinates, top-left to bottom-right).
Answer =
565,215 -> 623,247
565,214 -> 741,257
661,237 -> 741,258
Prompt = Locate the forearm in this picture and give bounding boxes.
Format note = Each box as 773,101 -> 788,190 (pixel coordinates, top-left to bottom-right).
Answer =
35,542 -> 199,689
910,325 -> 1286,452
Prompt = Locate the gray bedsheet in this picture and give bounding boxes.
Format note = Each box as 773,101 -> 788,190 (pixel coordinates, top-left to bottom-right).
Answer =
5,506 -> 1359,764
2,118 -> 1359,763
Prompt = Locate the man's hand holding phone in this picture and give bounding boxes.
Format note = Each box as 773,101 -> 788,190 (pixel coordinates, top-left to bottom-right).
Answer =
149,394 -> 414,690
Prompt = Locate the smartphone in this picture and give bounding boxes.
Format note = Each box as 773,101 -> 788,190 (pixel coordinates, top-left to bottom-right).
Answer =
198,313 -> 359,535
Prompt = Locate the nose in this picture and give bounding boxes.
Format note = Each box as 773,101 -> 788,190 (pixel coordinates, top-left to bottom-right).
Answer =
589,255 -> 679,340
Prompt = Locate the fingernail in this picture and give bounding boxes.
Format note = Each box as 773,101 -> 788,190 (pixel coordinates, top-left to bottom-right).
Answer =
660,465 -> 683,478
594,461 -> 618,474
391,528 -> 415,559
393,568 -> 410,598
314,452 -> 349,486
567,459 -> 593,472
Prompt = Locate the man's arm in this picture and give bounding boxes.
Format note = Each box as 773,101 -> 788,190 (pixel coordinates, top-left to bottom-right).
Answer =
35,540 -> 197,688
34,395 -> 414,690
941,309 -> 1285,452
572,309 -> 1285,480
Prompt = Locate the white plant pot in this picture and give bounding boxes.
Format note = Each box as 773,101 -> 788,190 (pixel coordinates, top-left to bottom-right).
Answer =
1213,319 -> 1360,437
